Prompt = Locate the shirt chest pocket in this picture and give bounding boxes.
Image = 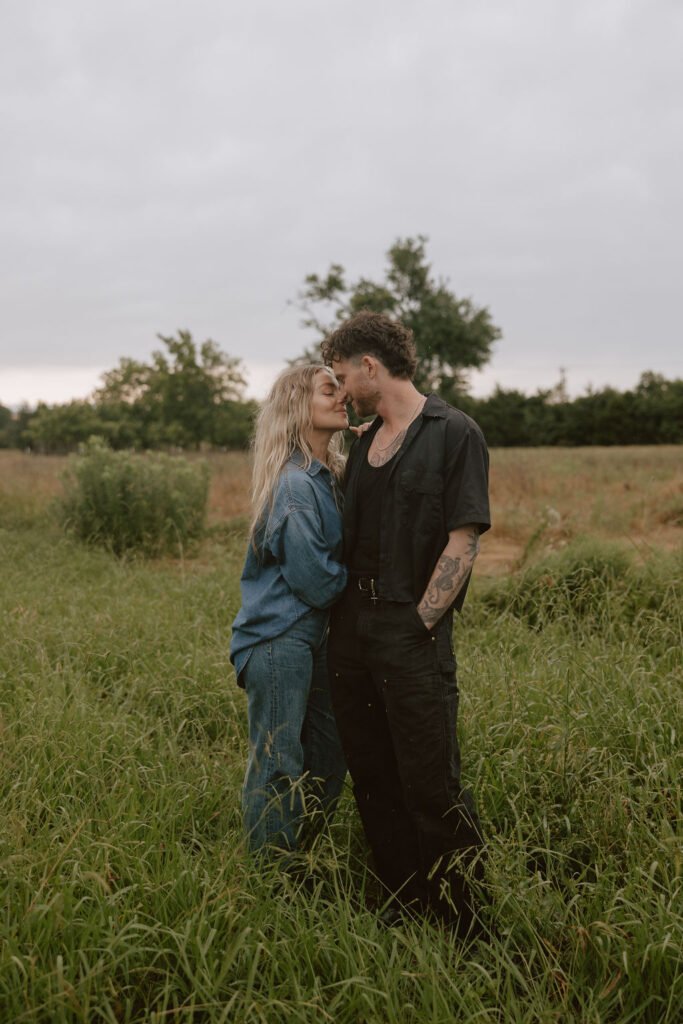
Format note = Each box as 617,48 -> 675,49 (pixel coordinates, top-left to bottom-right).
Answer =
397,469 -> 444,527
399,469 -> 444,496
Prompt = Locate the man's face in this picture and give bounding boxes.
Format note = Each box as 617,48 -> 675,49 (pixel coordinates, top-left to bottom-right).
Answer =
332,356 -> 380,418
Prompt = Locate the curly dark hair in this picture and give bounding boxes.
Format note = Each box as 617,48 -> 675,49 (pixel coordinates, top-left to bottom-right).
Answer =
321,310 -> 417,380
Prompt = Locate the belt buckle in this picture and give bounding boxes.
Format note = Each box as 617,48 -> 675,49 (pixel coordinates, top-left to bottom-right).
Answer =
358,576 -> 378,605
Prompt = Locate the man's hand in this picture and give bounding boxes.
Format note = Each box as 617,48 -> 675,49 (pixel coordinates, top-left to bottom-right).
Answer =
416,525 -> 480,630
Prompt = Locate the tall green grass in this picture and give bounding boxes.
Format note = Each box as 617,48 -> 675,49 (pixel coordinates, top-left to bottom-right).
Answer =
475,537 -> 682,639
1,524 -> 681,1022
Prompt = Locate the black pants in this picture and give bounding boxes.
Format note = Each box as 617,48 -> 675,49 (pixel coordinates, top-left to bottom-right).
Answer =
328,585 -> 484,924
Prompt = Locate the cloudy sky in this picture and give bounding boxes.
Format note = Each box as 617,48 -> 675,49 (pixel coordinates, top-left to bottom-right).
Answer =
1,0 -> 681,408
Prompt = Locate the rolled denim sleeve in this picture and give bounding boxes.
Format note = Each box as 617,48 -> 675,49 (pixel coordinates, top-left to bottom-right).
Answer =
269,505 -> 348,609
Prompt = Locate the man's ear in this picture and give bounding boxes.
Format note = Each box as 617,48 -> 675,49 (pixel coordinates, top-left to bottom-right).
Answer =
361,355 -> 377,377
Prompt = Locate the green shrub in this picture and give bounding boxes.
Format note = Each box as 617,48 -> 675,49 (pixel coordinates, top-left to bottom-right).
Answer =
475,538 -> 680,629
57,437 -> 209,556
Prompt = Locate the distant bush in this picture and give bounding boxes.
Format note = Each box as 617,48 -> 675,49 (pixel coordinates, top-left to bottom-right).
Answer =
58,438 -> 209,556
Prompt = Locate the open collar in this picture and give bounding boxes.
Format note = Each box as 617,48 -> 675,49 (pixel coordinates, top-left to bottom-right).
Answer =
288,450 -> 327,476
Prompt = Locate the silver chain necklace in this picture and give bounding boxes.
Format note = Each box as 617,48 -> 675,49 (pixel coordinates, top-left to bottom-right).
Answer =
373,397 -> 424,451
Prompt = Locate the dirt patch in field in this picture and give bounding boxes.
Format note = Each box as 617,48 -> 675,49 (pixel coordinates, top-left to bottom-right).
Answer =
477,525 -> 681,578
478,535 -> 522,576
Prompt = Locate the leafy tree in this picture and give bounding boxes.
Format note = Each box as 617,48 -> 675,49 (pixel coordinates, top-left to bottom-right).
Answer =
95,330 -> 248,449
18,331 -> 255,452
1,404 -> 35,450
23,401 -> 98,453
0,403 -> 12,447
632,372 -> 683,443
292,235 -> 500,397
23,400 -> 145,453
212,399 -> 259,450
460,387 -> 541,447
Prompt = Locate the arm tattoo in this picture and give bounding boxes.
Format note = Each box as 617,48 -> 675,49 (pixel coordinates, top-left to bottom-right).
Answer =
466,527 -> 480,560
418,554 -> 466,619
417,528 -> 480,627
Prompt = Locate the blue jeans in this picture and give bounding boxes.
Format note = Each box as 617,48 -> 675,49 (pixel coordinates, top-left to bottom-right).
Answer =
241,609 -> 347,852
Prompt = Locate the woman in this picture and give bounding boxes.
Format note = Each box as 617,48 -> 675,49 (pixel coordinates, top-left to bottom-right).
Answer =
229,364 -> 350,854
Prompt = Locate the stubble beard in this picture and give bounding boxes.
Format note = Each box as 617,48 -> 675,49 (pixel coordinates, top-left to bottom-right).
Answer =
351,384 -> 381,418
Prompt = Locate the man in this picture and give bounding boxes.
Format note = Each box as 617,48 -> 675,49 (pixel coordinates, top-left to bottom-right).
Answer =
322,310 -> 491,935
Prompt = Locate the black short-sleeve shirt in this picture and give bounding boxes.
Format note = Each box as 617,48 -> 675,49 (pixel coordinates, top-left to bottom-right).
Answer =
341,393 -> 490,612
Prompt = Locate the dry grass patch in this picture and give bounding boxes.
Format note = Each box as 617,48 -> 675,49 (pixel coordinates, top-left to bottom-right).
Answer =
0,450 -> 67,500
203,451 -> 252,521
487,445 -> 683,572
0,451 -> 67,526
2,447 -> 681,574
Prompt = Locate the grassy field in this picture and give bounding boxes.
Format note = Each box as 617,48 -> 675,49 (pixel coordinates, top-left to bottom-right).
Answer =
0,448 -> 681,1022
2,446 -> 680,571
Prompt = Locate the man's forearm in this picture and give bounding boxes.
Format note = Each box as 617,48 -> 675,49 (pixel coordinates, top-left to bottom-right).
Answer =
416,525 -> 480,630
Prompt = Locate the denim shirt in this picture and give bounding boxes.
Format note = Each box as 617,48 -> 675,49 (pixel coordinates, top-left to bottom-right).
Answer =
229,453 -> 347,685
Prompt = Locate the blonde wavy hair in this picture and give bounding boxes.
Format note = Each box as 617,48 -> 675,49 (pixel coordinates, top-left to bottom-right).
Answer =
250,364 -> 346,541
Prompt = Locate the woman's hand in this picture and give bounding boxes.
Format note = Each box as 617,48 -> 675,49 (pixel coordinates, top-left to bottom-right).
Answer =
349,420 -> 375,438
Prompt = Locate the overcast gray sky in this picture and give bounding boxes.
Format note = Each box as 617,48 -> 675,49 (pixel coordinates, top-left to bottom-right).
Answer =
1,0 -> 682,407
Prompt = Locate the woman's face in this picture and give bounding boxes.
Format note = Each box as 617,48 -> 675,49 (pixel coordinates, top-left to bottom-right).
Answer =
310,370 -> 349,432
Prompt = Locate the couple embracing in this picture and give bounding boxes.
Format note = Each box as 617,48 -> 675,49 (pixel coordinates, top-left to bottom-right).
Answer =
229,310 -> 491,937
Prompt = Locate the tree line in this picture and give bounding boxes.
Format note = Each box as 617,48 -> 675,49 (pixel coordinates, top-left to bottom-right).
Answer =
459,372 -> 683,446
2,366 -> 681,452
1,238 -> 681,450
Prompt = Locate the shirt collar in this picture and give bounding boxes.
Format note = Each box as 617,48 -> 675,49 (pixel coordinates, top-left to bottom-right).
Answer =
421,392 -> 447,418
288,450 -> 327,476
